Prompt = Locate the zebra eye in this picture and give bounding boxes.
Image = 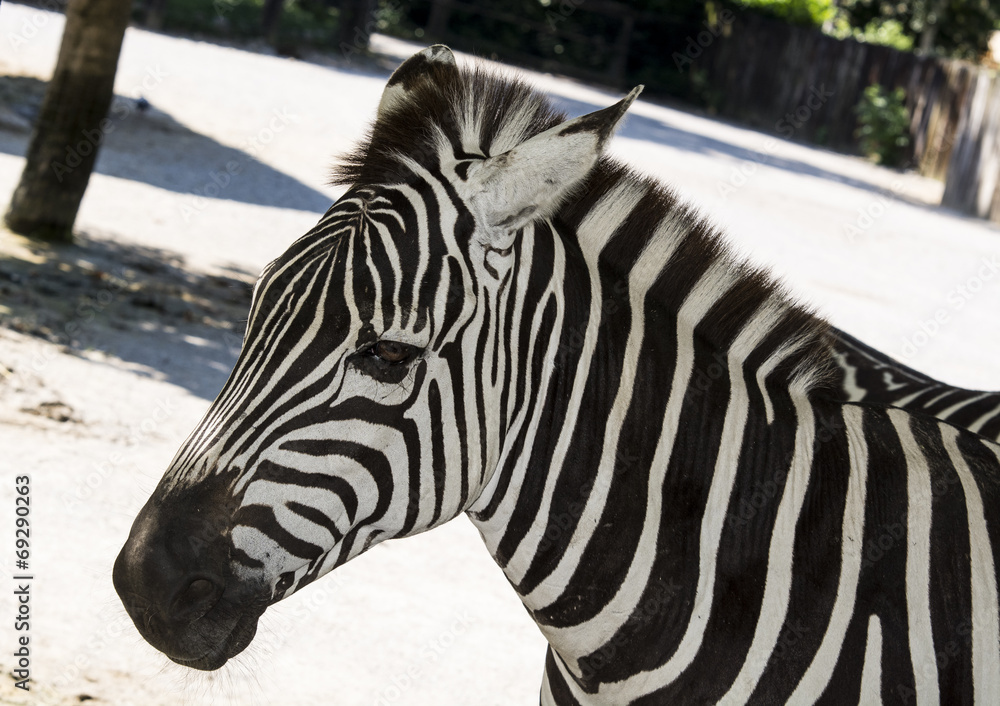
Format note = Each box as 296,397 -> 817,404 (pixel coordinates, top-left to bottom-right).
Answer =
372,340 -> 415,365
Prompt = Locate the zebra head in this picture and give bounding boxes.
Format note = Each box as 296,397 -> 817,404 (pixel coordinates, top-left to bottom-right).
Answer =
113,45 -> 639,670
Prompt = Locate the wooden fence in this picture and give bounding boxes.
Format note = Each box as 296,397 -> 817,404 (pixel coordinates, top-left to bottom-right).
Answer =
423,0 -> 638,88
699,13 -> 1000,222
938,69 -> 1000,220
418,0 -> 702,97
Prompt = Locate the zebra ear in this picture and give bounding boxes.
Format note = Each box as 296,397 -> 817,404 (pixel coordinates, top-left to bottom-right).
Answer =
466,86 -> 642,234
377,45 -> 458,119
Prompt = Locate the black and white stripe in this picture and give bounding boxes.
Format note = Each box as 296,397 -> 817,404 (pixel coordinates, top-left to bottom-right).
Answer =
118,45 -> 1000,702
827,328 -> 1000,442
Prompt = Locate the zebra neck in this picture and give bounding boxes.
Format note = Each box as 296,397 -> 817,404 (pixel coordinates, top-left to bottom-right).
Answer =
466,164 -> 832,676
466,264 -> 817,674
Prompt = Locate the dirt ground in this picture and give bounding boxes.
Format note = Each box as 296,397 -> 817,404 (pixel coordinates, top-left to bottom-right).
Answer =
1,2 -> 999,705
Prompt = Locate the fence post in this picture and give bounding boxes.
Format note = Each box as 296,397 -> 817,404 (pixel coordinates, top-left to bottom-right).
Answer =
607,11 -> 634,89
427,0 -> 453,39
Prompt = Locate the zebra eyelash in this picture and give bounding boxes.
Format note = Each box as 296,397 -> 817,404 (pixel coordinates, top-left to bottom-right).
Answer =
349,340 -> 422,382
368,340 -> 420,365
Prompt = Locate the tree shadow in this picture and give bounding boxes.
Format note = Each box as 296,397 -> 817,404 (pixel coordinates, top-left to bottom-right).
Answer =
0,229 -> 251,400
0,74 -> 332,214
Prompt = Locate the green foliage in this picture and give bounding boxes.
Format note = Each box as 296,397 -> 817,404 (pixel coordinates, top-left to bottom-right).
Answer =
854,18 -> 915,51
734,0 -> 837,27
838,0 -> 1000,60
374,0 -> 406,36
627,2 -> 725,104
828,16 -> 914,51
855,84 -> 911,167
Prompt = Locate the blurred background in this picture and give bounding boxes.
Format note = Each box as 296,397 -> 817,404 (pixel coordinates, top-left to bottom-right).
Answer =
1,0 -> 999,704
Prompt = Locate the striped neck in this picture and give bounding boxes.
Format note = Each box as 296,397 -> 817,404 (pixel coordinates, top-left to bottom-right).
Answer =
466,159 -> 835,682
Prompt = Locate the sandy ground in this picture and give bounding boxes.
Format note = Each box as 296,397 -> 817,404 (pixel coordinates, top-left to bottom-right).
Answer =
0,3 -> 999,704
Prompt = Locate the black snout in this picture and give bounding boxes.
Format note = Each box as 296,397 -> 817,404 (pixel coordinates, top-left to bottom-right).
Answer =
113,484 -> 264,670
114,512 -> 227,619
173,576 -> 224,622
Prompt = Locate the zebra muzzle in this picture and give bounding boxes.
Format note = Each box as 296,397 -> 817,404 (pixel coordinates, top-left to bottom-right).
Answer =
112,481 -> 266,670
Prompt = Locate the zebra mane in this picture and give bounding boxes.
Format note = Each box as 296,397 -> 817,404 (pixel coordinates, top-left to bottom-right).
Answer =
331,64 -> 567,187
332,61 -> 836,395
566,162 -> 837,395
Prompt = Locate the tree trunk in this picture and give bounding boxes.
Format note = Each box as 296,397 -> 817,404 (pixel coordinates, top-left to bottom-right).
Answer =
144,0 -> 168,31
337,0 -> 376,56
261,0 -> 284,46
918,0 -> 947,56
4,0 -> 132,243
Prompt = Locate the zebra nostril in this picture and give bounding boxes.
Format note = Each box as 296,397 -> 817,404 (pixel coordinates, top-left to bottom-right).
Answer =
171,576 -> 224,623
185,578 -> 216,603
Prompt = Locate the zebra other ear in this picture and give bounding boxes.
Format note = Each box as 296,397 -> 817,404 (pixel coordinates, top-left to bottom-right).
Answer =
466,86 -> 643,234
377,45 -> 458,119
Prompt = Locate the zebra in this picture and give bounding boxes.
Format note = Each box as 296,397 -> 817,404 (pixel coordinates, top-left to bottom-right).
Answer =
825,328 -> 1000,442
114,45 -> 1000,703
